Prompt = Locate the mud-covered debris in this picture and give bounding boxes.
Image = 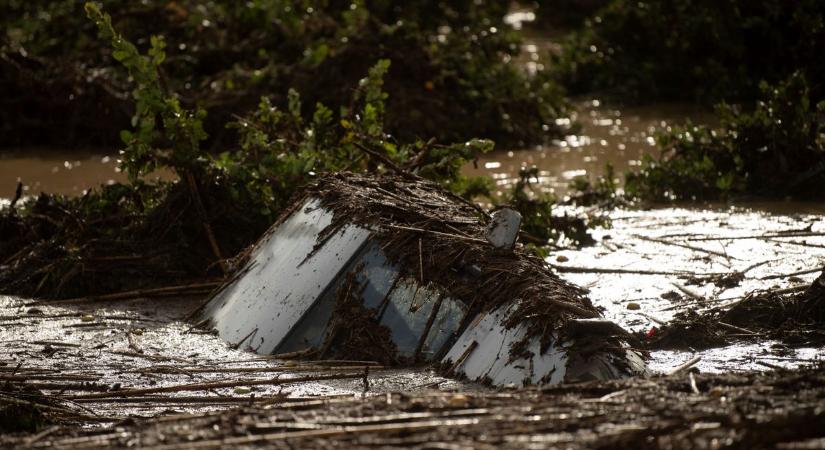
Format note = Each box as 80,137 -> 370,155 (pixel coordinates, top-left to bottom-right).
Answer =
6,365 -> 825,449
645,269 -> 825,350
202,172 -> 646,386
0,381 -> 93,433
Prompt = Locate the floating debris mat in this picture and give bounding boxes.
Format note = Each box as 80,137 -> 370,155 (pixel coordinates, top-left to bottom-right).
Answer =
201,172 -> 645,386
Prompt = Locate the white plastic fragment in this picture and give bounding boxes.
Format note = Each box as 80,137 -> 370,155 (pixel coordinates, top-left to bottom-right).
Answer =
485,208 -> 522,250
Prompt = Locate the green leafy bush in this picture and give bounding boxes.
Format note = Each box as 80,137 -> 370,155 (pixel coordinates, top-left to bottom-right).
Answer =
567,162 -> 621,207
499,167 -> 605,247
0,4 -> 507,298
1,0 -> 571,148
625,73 -> 825,201
529,0 -> 610,29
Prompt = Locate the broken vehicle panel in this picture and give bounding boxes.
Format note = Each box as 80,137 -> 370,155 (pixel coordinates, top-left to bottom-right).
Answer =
202,199 -> 370,354
201,173 -> 647,386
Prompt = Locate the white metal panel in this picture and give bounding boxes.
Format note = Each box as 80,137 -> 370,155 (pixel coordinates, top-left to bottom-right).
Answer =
274,243 -> 400,354
203,199 -> 370,355
485,208 -> 522,249
442,305 -> 568,386
565,349 -> 648,382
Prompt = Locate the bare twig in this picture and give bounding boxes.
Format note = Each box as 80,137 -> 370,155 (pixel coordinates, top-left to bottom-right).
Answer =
670,282 -> 704,302
668,356 -> 701,376
186,172 -> 229,274
68,373 -> 365,399
688,372 -> 699,394
689,232 -> 825,241
717,321 -> 758,336
549,264 -> 709,276
633,235 -> 733,259
35,281 -> 221,305
383,224 -> 487,244
760,266 -> 823,280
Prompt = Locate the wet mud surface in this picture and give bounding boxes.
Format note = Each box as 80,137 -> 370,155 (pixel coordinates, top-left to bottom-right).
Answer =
553,206 -> 825,374
0,295 -> 472,424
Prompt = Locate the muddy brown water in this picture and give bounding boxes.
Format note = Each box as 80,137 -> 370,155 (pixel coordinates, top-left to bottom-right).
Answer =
0,149 -> 174,201
0,150 -> 126,198
463,100 -> 716,200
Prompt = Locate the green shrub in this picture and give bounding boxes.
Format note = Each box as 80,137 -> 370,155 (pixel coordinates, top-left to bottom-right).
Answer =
1,0 -> 572,148
625,73 -> 825,201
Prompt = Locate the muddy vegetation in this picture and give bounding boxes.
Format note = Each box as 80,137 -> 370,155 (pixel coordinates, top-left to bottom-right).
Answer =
646,270 -> 825,350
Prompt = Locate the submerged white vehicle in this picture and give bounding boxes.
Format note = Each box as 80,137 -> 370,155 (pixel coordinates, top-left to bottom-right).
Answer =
200,173 -> 645,386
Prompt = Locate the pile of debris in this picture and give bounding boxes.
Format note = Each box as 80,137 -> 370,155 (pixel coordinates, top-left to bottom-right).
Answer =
645,268 -> 825,350
199,172 -> 645,386
5,365 -> 825,449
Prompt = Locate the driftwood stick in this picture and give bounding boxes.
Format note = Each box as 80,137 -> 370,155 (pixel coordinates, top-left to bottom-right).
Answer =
38,282 -> 221,305
138,418 -> 481,450
717,321 -> 758,335
383,224 -> 487,244
0,374 -> 98,382
68,373 -> 364,400
126,365 -> 385,374
72,395 -> 286,404
688,372 -> 700,394
639,313 -> 666,326
547,298 -> 600,318
186,172 -> 229,274
688,232 -> 825,241
8,181 -> 23,212
741,259 -> 772,274
667,356 -> 701,376
0,393 -> 99,421
633,235 -> 732,259
419,237 -> 424,283
550,264 -> 707,276
447,341 -> 478,375
351,142 -> 421,182
760,266 -> 823,280
23,425 -> 60,447
670,282 -> 704,302
765,239 -> 825,250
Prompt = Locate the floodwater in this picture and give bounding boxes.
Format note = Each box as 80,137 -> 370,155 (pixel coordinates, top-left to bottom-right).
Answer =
2,103 -> 823,377
554,207 -> 825,373
463,100 -> 714,199
0,150 -> 126,197
0,149 -> 172,198
0,102 -> 708,200
1,10 -> 823,422
0,295 -> 474,420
